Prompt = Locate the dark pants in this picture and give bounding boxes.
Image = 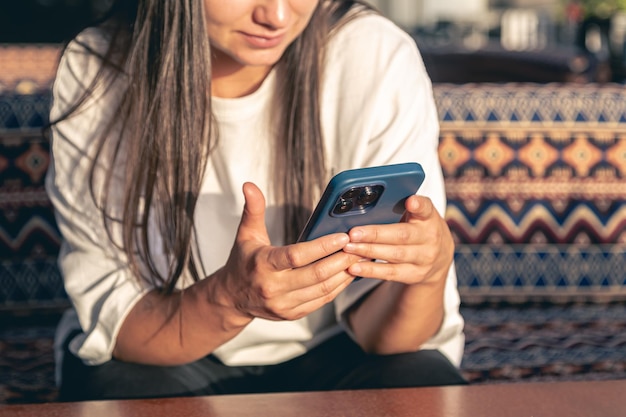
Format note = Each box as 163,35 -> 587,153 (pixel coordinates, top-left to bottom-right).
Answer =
59,332 -> 467,402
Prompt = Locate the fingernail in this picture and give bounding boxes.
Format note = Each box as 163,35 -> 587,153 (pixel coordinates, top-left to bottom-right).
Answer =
350,229 -> 363,241
345,243 -> 356,252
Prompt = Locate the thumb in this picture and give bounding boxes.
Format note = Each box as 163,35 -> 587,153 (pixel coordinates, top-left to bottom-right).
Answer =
404,195 -> 436,222
237,182 -> 270,244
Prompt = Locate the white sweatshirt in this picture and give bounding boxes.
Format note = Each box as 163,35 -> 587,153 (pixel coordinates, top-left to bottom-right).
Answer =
47,14 -> 464,371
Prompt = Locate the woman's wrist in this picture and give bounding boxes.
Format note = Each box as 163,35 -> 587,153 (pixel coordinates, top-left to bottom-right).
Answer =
201,267 -> 254,332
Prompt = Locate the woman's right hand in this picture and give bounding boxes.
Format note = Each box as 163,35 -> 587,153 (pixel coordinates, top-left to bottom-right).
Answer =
211,182 -> 361,324
114,182 -> 359,365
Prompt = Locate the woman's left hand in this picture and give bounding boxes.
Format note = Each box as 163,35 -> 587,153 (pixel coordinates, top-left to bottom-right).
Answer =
343,194 -> 454,285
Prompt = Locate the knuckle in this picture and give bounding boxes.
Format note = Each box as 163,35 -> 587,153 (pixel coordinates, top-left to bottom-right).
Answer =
412,266 -> 429,283
421,250 -> 435,266
361,244 -> 375,258
355,261 -> 370,276
357,227 -> 376,242
264,298 -> 294,321
396,227 -> 412,243
284,247 -> 302,268
423,247 -> 439,265
318,277 -> 334,297
268,304 -> 289,320
383,265 -> 401,280
258,281 -> 280,301
321,291 -> 336,305
320,238 -> 338,255
289,309 -> 308,321
391,246 -> 407,262
312,262 -> 330,282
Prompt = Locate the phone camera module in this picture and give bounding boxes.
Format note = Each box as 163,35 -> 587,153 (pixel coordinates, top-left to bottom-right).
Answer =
332,184 -> 384,216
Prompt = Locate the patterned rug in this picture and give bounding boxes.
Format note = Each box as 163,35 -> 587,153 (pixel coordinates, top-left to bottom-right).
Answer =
461,301 -> 626,384
1,301 -> 625,404
0,313 -> 59,404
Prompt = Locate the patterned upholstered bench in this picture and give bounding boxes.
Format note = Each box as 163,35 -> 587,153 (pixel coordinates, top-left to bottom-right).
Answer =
2,44 -> 626,310
435,83 -> 626,303
0,45 -> 65,312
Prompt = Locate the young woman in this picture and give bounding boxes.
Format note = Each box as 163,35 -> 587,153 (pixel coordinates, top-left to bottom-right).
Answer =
46,0 -> 466,401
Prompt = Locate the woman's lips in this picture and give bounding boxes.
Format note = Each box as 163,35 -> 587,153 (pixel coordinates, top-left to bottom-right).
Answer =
240,31 -> 285,48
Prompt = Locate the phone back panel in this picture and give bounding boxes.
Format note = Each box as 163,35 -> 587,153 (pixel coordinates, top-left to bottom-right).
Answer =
298,163 -> 425,242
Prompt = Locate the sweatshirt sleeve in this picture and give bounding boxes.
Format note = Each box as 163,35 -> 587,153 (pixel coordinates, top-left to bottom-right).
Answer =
46,29 -> 153,365
321,15 -> 464,366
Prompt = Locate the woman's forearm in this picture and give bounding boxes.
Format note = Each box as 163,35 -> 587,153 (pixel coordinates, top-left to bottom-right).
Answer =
347,275 -> 446,355
112,270 -> 252,366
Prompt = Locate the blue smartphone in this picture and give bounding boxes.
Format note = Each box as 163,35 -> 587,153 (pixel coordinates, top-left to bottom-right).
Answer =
297,163 -> 425,242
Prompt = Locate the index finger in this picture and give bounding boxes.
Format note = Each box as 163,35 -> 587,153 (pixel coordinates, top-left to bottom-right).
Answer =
267,233 -> 350,270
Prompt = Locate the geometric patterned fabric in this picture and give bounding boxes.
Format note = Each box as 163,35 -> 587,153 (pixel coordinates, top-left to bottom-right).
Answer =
435,83 -> 626,300
0,45 -> 63,309
0,94 -> 63,307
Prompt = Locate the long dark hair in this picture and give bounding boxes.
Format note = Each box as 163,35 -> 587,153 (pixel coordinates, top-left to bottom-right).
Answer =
52,0 -> 372,293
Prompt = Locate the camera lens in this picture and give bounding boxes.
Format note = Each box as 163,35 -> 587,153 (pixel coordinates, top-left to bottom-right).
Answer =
341,188 -> 360,199
356,186 -> 379,206
333,198 -> 354,214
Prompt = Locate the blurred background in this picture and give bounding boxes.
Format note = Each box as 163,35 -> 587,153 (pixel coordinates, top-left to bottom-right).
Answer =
2,0 -> 626,82
372,0 -> 626,82
0,0 -> 110,42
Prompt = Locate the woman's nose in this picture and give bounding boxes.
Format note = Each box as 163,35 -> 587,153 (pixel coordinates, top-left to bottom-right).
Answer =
253,0 -> 290,29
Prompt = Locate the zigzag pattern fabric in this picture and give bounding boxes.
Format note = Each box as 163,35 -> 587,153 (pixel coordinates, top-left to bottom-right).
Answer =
0,95 -> 63,305
0,45 -> 63,307
434,83 -> 626,300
